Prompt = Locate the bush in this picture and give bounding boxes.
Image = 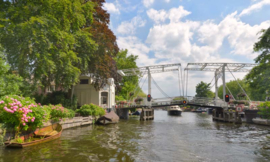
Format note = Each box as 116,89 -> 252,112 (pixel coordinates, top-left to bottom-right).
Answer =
34,91 -> 77,110
76,103 -> 105,117
0,95 -> 75,137
0,95 -> 50,137
258,101 -> 270,119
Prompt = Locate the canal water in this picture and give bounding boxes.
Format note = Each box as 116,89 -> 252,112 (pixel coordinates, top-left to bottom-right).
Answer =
1,111 -> 270,162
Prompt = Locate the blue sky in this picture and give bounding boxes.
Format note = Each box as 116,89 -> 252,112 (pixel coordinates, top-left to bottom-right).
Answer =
103,0 -> 270,98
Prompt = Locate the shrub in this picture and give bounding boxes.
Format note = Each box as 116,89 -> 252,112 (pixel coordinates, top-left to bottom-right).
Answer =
0,95 -> 50,137
0,95 -> 75,138
76,104 -> 105,117
258,101 -> 270,119
42,104 -> 75,121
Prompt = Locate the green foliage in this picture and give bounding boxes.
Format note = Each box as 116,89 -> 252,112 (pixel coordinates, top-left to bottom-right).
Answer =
43,104 -> 75,121
173,97 -> 187,101
34,91 -> 77,110
258,102 -> 270,119
114,49 -> 145,101
0,0 -> 96,90
217,79 -> 251,100
0,124 -> 6,146
76,104 -> 105,117
0,55 -> 23,98
0,95 -> 49,137
0,95 -> 74,138
246,27 -> 270,101
195,81 -> 215,98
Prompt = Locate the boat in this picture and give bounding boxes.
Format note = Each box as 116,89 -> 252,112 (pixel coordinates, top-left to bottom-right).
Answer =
192,107 -> 207,113
167,105 -> 183,116
5,123 -> 62,148
131,110 -> 141,116
97,111 -> 119,125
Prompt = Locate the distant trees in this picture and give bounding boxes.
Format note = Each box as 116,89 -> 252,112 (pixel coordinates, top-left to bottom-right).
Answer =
195,81 -> 214,98
217,79 -> 250,100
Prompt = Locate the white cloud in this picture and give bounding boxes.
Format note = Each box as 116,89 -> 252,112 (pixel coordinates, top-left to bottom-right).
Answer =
143,0 -> 154,8
168,6 -> 191,23
117,36 -> 156,66
164,0 -> 170,2
197,12 -> 270,57
147,6 -> 191,24
103,3 -> 120,14
115,3 -> 270,97
117,16 -> 146,35
147,8 -> 167,24
239,0 -> 270,16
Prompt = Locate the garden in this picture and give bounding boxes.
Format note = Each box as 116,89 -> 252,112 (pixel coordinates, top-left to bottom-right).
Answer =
0,95 -> 106,145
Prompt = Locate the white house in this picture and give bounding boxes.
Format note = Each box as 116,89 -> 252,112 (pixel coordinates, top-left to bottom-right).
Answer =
73,75 -> 116,108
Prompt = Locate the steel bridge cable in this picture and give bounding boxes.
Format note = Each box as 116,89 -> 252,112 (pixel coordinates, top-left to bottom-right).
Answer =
126,70 -> 147,102
185,69 -> 188,98
180,66 -> 185,98
151,76 -> 172,99
226,66 -> 251,102
177,66 -> 182,98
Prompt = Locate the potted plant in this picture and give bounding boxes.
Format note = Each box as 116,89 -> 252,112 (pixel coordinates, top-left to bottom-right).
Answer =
134,98 -> 143,105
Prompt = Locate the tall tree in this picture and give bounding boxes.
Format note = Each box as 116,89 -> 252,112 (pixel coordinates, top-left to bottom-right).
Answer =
86,0 -> 120,90
0,0 -> 96,91
195,81 -> 215,98
114,49 -> 145,101
246,27 -> 270,101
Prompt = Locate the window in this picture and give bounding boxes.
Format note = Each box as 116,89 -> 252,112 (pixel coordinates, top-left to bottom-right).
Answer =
101,92 -> 108,105
80,79 -> 89,84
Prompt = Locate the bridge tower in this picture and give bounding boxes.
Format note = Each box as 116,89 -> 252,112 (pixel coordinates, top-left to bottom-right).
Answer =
185,63 -> 257,105
117,63 -> 182,120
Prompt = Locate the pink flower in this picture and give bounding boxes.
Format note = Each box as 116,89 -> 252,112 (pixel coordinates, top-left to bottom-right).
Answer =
22,123 -> 25,126
0,101 -> 4,104
38,103 -> 41,106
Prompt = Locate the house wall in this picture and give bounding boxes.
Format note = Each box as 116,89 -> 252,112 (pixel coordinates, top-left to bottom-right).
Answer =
74,76 -> 115,108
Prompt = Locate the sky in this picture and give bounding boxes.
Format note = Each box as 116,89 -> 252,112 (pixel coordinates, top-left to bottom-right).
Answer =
103,0 -> 270,98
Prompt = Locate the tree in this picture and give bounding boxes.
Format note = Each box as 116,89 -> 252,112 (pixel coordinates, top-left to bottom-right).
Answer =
114,49 -> 145,101
246,27 -> 270,101
0,0 -> 96,91
86,0 -> 120,90
217,79 -> 251,100
195,81 -> 215,98
0,47 -> 23,97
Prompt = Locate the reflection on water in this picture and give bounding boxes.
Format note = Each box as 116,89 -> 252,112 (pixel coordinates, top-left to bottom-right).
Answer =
1,111 -> 270,162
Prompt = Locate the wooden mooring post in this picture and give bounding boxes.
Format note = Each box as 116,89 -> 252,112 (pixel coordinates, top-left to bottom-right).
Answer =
212,109 -> 242,124
140,108 -> 154,121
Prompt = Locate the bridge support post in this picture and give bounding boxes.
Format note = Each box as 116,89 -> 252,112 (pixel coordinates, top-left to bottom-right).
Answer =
148,67 -> 152,108
140,108 -> 154,121
116,108 -> 129,120
222,64 -> 226,101
215,71 -> 219,105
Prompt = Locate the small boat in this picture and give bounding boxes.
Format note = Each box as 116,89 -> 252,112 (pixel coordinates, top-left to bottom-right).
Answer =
131,110 -> 141,116
5,123 -> 62,148
97,111 -> 119,125
192,107 -> 207,113
168,105 -> 183,116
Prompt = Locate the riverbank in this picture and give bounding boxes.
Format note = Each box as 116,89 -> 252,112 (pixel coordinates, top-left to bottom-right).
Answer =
0,116 -> 97,141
